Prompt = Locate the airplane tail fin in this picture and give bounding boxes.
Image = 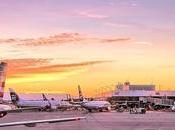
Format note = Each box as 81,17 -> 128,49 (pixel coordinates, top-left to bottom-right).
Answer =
66,94 -> 72,101
9,88 -> 20,104
0,62 -> 7,99
78,85 -> 84,102
42,93 -> 48,101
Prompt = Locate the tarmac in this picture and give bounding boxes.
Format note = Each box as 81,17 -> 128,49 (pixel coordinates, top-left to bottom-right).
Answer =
0,110 -> 175,130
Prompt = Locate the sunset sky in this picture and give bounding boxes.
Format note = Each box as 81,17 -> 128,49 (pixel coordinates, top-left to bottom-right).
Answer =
0,0 -> 175,96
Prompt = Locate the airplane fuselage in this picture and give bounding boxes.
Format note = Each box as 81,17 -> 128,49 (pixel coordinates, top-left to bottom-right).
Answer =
0,104 -> 11,110
0,104 -> 12,118
16,100 -> 51,108
82,101 -> 111,111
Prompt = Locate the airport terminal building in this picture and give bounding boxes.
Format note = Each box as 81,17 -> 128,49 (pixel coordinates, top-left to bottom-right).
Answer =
110,82 -> 175,105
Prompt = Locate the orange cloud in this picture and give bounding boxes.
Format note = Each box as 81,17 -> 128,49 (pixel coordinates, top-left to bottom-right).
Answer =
4,58 -> 50,76
4,58 -> 112,77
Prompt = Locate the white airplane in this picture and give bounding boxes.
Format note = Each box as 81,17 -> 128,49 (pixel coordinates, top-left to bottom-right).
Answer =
9,88 -> 57,110
73,85 -> 111,112
42,93 -> 74,110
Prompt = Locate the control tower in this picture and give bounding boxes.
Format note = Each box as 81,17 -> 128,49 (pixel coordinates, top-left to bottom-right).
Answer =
0,62 -> 7,100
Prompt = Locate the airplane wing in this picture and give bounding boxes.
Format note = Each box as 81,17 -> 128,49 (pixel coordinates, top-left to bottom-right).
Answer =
0,116 -> 86,127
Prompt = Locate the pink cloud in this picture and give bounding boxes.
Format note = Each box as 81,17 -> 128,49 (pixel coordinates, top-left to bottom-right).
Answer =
0,33 -> 85,46
74,10 -> 109,19
0,33 -> 131,46
100,38 -> 131,43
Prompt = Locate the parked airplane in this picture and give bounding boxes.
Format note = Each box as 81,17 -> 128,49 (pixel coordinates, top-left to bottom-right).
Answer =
9,88 -> 54,110
9,88 -> 74,111
73,85 -> 111,112
42,93 -> 74,110
0,116 -> 85,127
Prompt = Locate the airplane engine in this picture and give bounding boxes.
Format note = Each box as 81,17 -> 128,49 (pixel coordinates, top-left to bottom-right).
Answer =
25,123 -> 37,127
51,105 -> 57,110
107,106 -> 111,111
0,111 -> 7,118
